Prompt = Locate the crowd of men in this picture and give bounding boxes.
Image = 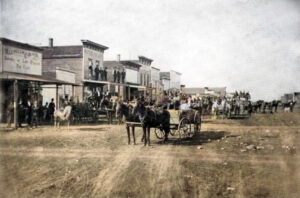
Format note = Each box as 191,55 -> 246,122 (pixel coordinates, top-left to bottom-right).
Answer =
6,98 -> 56,128
5,89 -> 297,128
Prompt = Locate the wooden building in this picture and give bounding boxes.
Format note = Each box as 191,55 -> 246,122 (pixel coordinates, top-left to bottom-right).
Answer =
0,38 -> 73,128
41,39 -> 108,103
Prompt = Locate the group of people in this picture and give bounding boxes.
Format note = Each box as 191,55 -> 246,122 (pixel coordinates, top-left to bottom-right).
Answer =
113,68 -> 126,83
88,64 -> 127,83
88,63 -> 108,81
6,98 -> 56,128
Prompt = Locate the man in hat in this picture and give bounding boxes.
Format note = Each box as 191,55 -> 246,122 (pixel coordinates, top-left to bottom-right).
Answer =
104,67 -> 108,81
94,63 -> 100,80
113,67 -> 117,82
122,69 -> 126,83
99,67 -> 103,81
117,70 -> 120,83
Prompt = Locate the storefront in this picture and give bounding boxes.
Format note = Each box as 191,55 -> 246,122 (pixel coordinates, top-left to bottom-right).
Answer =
0,38 -> 75,128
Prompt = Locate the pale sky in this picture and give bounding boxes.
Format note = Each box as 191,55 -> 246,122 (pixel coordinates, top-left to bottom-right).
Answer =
1,0 -> 300,100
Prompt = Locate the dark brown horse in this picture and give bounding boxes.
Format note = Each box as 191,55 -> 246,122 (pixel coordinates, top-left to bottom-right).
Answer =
117,100 -> 170,146
116,102 -> 139,145
134,102 -> 171,146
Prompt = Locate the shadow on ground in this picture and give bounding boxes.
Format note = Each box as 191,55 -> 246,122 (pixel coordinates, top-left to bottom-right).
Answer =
157,130 -> 231,146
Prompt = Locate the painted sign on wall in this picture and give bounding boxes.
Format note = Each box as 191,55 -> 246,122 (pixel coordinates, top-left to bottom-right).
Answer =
3,45 -> 42,75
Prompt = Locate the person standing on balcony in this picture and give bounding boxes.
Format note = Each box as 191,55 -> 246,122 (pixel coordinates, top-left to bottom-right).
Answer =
113,67 -> 117,82
104,67 -> 108,81
95,64 -> 100,80
99,67 -> 103,81
88,60 -> 93,79
117,70 -> 120,83
122,69 -> 126,83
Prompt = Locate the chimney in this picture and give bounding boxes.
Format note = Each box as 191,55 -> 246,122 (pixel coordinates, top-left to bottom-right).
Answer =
49,38 -> 53,47
117,54 -> 121,62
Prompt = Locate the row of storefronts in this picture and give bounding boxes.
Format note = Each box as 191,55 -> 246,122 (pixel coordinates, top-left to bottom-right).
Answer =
0,37 -> 182,127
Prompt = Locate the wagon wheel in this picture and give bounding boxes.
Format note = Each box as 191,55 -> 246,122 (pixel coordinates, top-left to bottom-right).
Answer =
154,128 -> 165,139
178,117 -> 189,140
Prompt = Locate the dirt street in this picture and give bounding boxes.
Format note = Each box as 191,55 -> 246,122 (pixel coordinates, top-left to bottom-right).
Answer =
1,113 -> 300,198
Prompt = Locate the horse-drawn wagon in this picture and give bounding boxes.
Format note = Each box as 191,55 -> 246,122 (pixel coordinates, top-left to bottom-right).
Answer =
154,109 -> 201,140
71,103 -> 115,124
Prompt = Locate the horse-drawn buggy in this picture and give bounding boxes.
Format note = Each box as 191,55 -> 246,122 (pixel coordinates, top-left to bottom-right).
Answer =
154,109 -> 201,140
120,100 -> 202,145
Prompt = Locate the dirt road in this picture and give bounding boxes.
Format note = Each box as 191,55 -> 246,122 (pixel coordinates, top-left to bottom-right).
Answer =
0,113 -> 300,198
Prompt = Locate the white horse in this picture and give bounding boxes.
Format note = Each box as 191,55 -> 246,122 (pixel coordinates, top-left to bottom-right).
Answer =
54,105 -> 72,130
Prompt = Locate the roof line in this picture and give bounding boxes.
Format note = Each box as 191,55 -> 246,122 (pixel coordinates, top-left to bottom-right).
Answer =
81,40 -> 109,50
0,37 -> 43,51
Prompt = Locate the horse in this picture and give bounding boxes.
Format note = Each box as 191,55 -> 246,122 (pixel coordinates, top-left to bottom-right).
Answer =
132,101 -> 170,146
283,101 -> 296,112
54,105 -> 72,130
116,101 -> 139,144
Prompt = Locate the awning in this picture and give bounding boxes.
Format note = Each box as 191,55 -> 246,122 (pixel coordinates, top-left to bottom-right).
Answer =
83,79 -> 109,85
127,84 -> 146,89
0,72 -> 79,86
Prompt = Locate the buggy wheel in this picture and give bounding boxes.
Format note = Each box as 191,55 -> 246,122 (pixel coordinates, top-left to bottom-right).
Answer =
178,118 -> 189,140
154,128 -> 165,139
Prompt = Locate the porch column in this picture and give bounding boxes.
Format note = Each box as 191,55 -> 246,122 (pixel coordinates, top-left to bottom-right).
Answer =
56,84 -> 59,110
13,80 -> 18,129
127,86 -> 130,101
36,82 -> 39,102
72,85 -> 75,100
107,83 -> 111,93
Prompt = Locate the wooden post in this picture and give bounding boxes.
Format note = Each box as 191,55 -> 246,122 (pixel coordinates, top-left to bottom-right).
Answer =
13,80 -> 18,129
128,86 -> 130,101
37,82 -> 40,103
107,83 -> 111,92
82,84 -> 85,102
56,84 -> 59,110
